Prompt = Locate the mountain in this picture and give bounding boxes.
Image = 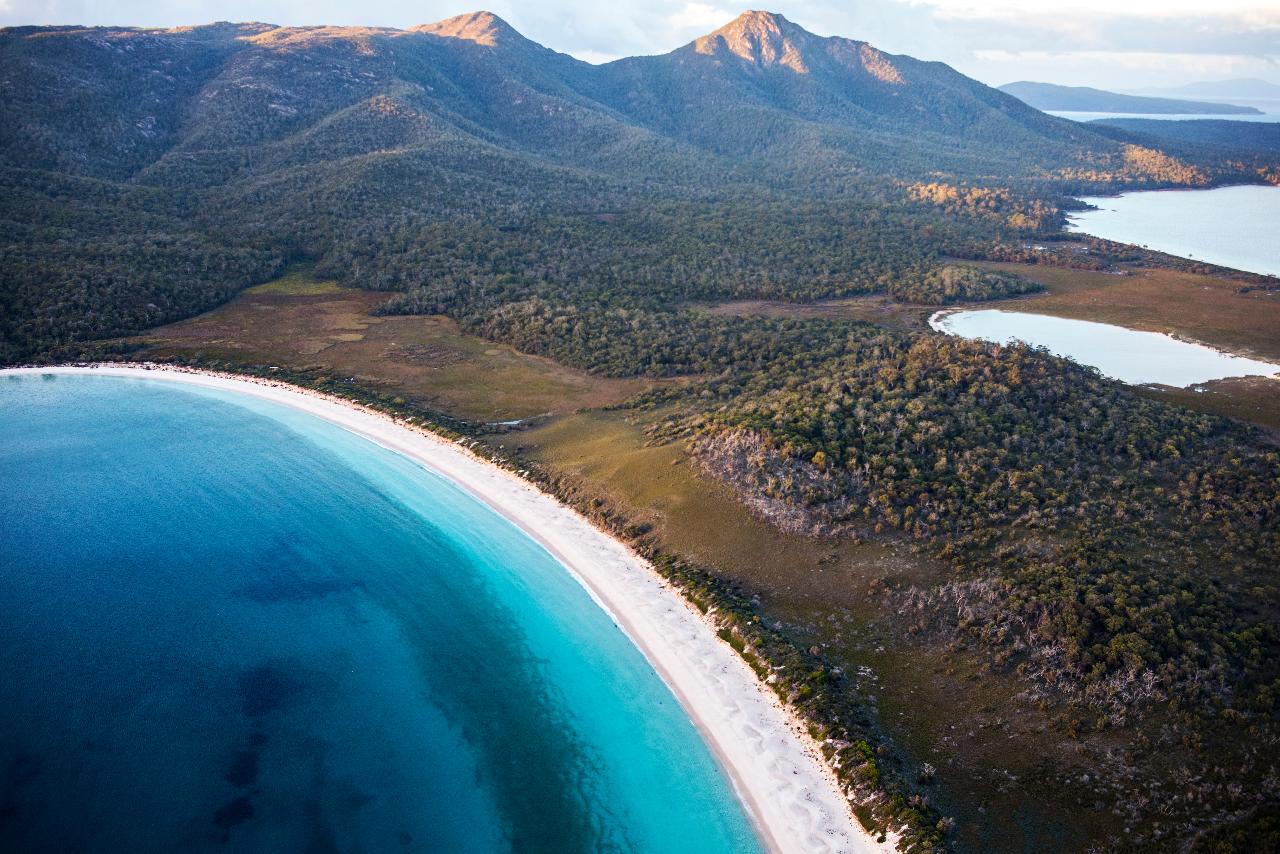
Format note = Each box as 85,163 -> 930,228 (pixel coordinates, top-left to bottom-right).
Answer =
999,81 -> 1261,115
0,10 -> 1117,187
1136,78 -> 1280,100
0,10 -> 1249,361
585,12 -> 1106,174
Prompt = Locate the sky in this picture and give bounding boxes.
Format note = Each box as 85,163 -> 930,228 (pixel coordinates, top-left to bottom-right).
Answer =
3,1 -> 1278,90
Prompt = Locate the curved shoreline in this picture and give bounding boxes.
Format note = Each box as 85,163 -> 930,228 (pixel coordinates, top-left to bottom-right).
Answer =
3,364 -> 891,854
929,307 -> 1280,387
1064,184 -> 1280,278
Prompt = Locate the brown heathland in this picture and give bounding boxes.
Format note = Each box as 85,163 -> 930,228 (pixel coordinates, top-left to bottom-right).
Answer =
136,270 -> 645,423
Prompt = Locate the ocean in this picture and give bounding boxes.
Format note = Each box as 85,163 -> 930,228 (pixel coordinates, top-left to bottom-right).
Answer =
0,373 -> 760,853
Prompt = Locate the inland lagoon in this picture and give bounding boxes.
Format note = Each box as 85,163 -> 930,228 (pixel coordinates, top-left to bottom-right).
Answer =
0,372 -> 773,853
930,310 -> 1280,386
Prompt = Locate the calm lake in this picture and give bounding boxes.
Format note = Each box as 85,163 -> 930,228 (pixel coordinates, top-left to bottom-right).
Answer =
930,310 -> 1280,386
0,374 -> 761,853
1066,184 -> 1280,277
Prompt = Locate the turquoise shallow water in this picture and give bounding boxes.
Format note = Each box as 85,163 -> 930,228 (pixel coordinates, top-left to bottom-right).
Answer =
0,373 -> 760,853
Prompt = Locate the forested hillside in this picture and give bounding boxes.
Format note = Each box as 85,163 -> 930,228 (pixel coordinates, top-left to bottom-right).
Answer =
1088,118 -> 1280,179
2,11 -> 1269,361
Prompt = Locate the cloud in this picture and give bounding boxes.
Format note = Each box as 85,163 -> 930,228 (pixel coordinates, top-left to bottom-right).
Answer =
972,49 -> 1262,84
940,10 -> 1280,58
975,49 -> 1255,73
863,1 -> 1280,86
666,3 -> 735,32
909,0 -> 1280,23
567,48 -> 625,64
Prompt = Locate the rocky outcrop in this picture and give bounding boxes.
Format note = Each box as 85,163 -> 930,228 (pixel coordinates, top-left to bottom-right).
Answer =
690,428 -> 859,538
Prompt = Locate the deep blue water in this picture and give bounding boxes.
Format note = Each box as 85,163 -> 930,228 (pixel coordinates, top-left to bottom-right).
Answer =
0,373 -> 760,853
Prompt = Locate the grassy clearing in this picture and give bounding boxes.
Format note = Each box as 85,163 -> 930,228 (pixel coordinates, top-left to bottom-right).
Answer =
1143,376 -> 1280,435
134,271 -> 644,422
704,264 -> 1280,362
515,410 -> 939,608
243,268 -> 345,296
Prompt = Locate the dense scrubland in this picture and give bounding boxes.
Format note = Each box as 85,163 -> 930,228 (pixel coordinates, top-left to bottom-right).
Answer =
4,10 -> 1280,852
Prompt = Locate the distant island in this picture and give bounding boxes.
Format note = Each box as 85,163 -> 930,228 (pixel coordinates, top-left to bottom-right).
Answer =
999,80 -> 1263,114
1135,77 -> 1280,100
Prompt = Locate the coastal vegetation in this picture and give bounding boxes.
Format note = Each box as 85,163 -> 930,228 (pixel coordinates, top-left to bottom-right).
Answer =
680,336 -> 1277,718
1087,119 -> 1280,180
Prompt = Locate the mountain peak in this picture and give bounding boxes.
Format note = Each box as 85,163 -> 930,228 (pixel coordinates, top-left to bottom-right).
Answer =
413,11 -> 521,47
721,9 -> 799,34
696,10 -> 816,71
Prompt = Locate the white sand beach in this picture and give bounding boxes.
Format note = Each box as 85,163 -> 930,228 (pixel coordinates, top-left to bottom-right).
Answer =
6,364 -> 893,854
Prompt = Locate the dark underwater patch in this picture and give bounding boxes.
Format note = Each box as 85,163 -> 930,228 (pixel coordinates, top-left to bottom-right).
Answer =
212,795 -> 255,842
236,532 -> 367,606
238,571 -> 366,605
303,798 -> 340,854
6,753 -> 41,788
238,665 -> 307,718
225,749 -> 259,789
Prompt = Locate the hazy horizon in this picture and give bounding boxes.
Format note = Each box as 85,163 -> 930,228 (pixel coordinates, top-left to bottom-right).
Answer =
4,1 -> 1278,91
